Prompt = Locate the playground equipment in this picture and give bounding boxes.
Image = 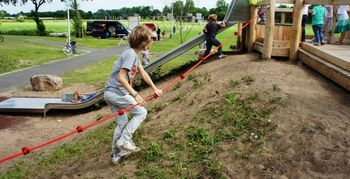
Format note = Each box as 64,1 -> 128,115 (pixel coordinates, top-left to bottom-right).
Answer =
0,0 -> 250,116
0,90 -> 104,117
249,0 -> 349,91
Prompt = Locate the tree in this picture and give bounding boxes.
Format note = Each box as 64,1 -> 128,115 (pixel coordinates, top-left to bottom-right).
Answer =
1,0 -> 51,35
162,5 -> 171,16
71,0 -> 83,38
184,0 -> 194,15
0,10 -> 7,18
215,0 -> 228,20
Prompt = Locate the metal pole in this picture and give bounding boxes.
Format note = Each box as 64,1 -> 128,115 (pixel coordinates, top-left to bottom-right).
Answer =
171,1 -> 174,38
67,0 -> 71,44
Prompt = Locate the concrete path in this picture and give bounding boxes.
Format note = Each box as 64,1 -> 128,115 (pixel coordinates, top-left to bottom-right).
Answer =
0,43 -> 127,93
16,37 -> 97,51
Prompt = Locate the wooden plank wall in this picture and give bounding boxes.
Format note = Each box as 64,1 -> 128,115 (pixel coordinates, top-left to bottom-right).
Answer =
256,24 -> 292,42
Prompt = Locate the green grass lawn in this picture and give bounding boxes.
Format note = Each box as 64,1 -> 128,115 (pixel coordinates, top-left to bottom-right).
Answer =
0,19 -> 79,32
0,37 -> 68,74
62,55 -> 118,88
28,35 -> 122,49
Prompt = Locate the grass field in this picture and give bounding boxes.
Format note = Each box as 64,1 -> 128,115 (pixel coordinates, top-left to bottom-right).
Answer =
0,37 -> 68,74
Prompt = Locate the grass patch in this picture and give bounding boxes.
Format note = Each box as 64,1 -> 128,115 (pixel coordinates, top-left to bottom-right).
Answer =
272,84 -> 281,91
1,123 -> 114,178
0,37 -> 67,74
61,55 -> 118,88
242,75 -> 255,85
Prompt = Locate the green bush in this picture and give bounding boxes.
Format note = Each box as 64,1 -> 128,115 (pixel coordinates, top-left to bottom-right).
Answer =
0,30 -> 38,36
15,19 -> 25,22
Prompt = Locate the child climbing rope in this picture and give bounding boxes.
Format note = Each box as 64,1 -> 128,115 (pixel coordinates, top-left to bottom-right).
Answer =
104,25 -> 163,164
203,14 -> 227,59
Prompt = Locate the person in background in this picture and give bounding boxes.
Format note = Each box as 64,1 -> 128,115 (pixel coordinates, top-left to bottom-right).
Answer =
203,14 -> 226,59
156,28 -> 161,41
302,4 -> 310,42
311,5 -> 326,46
334,5 -> 350,45
140,48 -> 150,66
162,31 -> 168,39
323,5 -> 334,44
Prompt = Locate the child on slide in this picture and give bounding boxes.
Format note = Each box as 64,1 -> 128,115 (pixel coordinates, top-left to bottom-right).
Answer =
203,14 -> 227,59
104,25 -> 163,164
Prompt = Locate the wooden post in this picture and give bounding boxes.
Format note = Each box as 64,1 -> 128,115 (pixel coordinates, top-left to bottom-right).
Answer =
281,12 -> 286,24
330,5 -> 339,44
289,0 -> 304,61
237,23 -> 243,49
248,5 -> 258,52
262,0 -> 275,59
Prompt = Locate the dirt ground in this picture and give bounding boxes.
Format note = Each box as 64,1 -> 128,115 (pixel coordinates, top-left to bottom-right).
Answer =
1,53 -> 350,178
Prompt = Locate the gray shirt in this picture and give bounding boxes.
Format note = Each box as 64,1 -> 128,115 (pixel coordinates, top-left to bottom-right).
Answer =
107,47 -> 139,95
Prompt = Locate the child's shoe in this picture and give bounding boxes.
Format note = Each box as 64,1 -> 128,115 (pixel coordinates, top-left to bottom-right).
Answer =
218,54 -> 227,59
111,150 -> 132,164
116,139 -> 141,152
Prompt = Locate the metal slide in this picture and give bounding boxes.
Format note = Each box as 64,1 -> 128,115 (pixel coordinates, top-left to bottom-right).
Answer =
0,91 -> 104,117
0,0 -> 249,116
144,0 -> 249,73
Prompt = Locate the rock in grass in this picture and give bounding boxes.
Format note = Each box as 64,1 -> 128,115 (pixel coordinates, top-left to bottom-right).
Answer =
30,75 -> 63,91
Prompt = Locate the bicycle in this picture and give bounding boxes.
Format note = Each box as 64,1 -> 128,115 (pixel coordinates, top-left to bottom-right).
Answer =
0,35 -> 4,42
63,39 -> 77,56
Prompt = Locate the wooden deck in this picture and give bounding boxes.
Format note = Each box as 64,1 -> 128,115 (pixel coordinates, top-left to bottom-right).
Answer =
298,43 -> 350,91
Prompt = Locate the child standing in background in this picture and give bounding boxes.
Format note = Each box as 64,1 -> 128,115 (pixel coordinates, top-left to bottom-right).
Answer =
311,5 -> 326,46
140,48 -> 150,66
104,25 -> 163,164
334,5 -> 350,45
203,14 -> 226,59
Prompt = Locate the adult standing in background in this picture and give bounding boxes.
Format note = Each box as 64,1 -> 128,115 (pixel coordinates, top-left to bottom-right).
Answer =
156,28 -> 161,41
302,5 -> 310,42
334,5 -> 350,45
323,5 -> 333,44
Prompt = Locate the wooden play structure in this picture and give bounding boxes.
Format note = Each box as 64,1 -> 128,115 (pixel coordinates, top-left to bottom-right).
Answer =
246,0 -> 350,91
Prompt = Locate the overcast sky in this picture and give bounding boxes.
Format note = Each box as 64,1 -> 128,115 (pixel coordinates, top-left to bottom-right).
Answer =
1,0 -> 232,14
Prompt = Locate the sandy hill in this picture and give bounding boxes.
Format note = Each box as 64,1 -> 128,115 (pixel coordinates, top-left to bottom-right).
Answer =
1,53 -> 350,178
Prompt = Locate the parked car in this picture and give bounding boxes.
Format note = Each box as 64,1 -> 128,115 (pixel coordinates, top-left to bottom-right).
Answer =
87,20 -> 130,39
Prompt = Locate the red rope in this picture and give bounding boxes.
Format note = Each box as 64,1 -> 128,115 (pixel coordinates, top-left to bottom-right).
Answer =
0,6 -> 269,164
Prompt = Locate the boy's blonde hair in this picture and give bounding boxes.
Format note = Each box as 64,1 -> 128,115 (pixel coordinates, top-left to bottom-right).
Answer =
129,25 -> 153,49
208,14 -> 218,22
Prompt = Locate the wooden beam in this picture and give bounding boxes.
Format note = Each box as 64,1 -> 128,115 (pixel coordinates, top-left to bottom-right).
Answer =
262,0 -> 275,59
281,12 -> 286,24
258,0 -> 294,5
275,8 -> 293,13
304,0 -> 350,5
298,49 -> 350,91
248,5 -> 258,52
254,42 -> 290,57
289,0 -> 304,61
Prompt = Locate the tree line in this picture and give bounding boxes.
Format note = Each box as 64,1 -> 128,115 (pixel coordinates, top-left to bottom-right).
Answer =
0,0 -> 228,37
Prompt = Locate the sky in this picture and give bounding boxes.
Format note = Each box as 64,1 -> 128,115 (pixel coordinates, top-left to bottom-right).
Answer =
1,0 -> 232,14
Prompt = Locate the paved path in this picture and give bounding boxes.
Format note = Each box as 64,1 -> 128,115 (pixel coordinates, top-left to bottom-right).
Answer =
0,42 -> 127,93
16,37 -> 97,51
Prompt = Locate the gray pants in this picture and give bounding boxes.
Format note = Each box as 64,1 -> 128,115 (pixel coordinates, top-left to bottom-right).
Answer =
104,90 -> 147,154
324,17 -> 333,43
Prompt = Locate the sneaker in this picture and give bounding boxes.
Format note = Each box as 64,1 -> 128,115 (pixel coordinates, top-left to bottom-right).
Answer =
111,153 -> 122,164
314,42 -> 320,46
218,54 -> 227,59
111,150 -> 132,164
116,139 -> 141,152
